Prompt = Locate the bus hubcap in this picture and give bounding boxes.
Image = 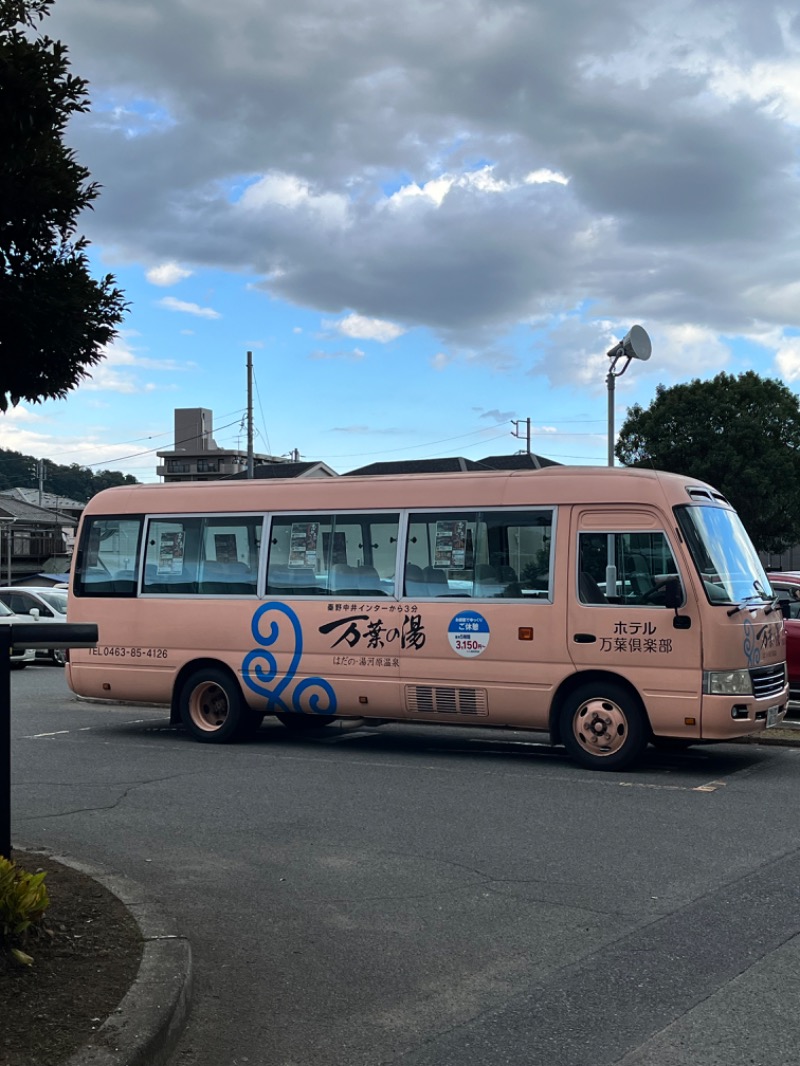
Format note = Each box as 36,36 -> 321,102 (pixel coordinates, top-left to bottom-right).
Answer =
189,682 -> 229,731
573,698 -> 627,756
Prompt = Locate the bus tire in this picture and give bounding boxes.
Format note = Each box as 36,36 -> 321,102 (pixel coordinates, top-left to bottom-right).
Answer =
179,668 -> 250,743
52,649 -> 66,666
560,681 -> 648,771
275,712 -> 336,732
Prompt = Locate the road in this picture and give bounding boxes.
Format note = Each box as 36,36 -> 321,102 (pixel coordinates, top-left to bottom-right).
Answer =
9,665 -> 800,1066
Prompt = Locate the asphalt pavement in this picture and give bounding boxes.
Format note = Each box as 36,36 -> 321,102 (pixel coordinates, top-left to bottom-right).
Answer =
10,668 -> 800,1066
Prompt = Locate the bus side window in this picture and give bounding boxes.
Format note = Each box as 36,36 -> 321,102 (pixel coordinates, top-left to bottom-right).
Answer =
73,516 -> 144,597
578,531 -> 681,607
266,513 -> 400,597
403,509 -> 554,600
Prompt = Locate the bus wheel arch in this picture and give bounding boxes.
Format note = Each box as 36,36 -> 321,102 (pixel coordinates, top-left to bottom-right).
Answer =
175,659 -> 260,743
550,672 -> 650,771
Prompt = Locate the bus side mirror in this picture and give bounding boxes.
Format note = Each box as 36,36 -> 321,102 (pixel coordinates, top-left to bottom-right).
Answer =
664,577 -> 682,610
665,577 -> 692,629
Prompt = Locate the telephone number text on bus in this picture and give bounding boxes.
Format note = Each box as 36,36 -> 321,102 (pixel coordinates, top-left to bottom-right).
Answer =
88,646 -> 169,659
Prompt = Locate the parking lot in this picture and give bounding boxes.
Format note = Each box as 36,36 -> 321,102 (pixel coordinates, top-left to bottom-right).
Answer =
9,665 -> 800,1066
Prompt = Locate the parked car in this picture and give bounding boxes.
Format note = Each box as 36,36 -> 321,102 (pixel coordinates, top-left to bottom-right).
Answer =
766,572 -> 800,701
0,599 -> 37,668
0,586 -> 67,665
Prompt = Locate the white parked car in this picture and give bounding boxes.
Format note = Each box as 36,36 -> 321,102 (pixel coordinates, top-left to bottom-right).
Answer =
0,586 -> 67,665
0,599 -> 37,668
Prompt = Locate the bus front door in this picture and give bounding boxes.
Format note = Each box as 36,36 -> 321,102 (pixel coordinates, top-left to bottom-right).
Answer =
567,508 -> 702,742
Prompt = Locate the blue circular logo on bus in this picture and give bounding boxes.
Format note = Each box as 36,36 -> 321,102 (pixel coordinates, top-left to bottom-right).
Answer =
448,610 -> 490,658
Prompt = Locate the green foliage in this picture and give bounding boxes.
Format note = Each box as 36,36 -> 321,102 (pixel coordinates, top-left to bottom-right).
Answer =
0,0 -> 127,413
616,371 -> 800,552
0,446 -> 137,499
0,854 -> 50,963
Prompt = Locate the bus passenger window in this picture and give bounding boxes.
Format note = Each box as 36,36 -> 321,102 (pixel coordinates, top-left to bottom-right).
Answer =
142,515 -> 261,596
404,509 -> 554,600
267,513 -> 400,597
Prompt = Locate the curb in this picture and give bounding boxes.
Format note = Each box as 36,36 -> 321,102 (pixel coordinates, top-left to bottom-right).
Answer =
20,847 -> 193,1066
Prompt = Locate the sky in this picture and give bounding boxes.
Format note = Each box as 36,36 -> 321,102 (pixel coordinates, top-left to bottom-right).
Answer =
4,0 -> 800,483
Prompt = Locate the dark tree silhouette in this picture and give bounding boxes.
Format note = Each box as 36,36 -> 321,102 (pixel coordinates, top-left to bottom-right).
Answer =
0,0 -> 126,413
616,371 -> 800,552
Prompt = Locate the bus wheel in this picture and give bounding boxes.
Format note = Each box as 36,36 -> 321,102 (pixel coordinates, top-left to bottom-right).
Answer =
560,682 -> 647,771
179,668 -> 249,743
275,712 -> 336,732
52,649 -> 66,666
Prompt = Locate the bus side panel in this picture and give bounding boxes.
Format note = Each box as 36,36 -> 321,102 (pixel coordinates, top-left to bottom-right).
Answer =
392,596 -> 573,729
66,597 -> 405,720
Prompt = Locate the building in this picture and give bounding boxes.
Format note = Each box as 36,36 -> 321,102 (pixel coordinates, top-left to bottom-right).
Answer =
156,408 -> 289,482
2,487 -> 85,524
230,460 -> 338,480
0,494 -> 76,584
343,453 -> 560,476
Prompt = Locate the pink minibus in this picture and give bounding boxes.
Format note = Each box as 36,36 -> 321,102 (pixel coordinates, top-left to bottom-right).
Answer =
66,466 -> 788,770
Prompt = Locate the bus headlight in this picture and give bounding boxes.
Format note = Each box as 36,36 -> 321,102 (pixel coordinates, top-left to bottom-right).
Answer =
703,669 -> 753,695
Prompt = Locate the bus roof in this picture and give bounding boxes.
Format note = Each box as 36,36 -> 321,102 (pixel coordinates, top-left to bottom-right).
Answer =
80,467 -> 731,516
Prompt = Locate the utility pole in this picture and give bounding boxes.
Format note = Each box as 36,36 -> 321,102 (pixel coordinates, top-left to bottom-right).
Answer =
246,351 -> 254,479
37,458 -> 45,507
511,418 -> 531,457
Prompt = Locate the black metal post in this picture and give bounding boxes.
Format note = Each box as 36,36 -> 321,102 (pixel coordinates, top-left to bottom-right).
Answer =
0,626 -> 10,859
0,622 -> 97,861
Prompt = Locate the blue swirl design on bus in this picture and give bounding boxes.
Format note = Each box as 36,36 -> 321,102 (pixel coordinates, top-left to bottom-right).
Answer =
242,601 -> 337,715
742,617 -> 761,668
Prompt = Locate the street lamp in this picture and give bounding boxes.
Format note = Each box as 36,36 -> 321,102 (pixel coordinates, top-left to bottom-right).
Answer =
606,324 -> 652,466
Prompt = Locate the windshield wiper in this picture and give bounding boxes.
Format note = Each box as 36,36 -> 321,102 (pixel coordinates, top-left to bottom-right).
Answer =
727,593 -> 769,617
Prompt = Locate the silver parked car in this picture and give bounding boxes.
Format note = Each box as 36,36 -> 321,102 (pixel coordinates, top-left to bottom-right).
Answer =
0,599 -> 37,668
0,586 -> 67,665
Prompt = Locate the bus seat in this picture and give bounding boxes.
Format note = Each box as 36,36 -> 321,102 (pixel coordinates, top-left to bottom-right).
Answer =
113,570 -> 137,594
329,563 -> 360,596
579,572 -> 607,605
357,565 -> 385,595
287,567 -> 318,595
267,566 -> 317,595
404,563 -> 427,598
423,566 -> 449,597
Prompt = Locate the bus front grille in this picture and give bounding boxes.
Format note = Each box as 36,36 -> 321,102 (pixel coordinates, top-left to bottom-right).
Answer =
749,663 -> 787,701
406,686 -> 488,716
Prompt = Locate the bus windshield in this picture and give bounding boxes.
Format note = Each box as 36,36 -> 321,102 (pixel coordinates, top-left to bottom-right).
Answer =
675,505 -> 771,606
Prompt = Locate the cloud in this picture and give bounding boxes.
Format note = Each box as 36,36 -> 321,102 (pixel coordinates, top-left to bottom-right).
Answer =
775,336 -> 800,382
238,173 -> 348,228
158,296 -> 221,319
146,261 -> 193,286
478,409 -> 515,422
327,314 -> 406,343
45,0 -> 800,369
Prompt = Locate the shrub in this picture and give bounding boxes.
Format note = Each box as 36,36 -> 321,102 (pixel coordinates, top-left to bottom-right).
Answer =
0,855 -> 50,965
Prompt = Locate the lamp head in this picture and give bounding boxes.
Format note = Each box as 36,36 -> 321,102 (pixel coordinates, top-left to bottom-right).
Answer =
607,324 -> 652,362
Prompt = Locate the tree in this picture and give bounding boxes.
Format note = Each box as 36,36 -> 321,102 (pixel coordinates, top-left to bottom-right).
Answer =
0,447 -> 137,499
615,371 -> 800,553
0,0 -> 126,413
